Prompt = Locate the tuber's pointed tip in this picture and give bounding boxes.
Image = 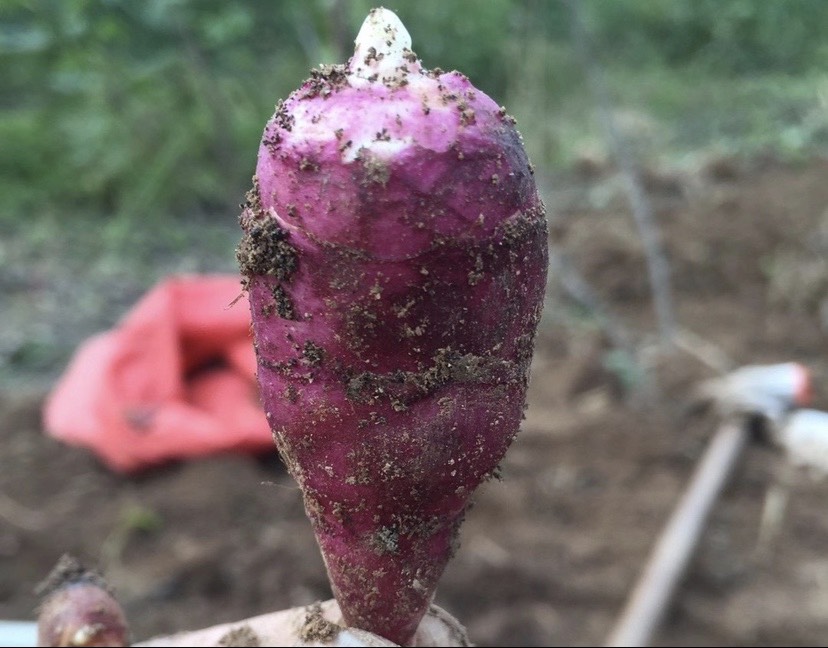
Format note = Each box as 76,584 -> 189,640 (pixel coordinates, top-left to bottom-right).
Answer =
356,8 -> 412,52
350,7 -> 420,81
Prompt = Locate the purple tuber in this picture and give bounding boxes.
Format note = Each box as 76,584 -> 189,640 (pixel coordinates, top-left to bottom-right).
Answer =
36,555 -> 128,647
237,8 -> 548,645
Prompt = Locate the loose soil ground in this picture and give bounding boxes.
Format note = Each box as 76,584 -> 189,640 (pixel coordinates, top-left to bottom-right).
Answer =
2,157 -> 828,646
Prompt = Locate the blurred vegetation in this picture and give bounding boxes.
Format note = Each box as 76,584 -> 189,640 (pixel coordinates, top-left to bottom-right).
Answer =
3,0 -> 828,226
2,0 -> 828,384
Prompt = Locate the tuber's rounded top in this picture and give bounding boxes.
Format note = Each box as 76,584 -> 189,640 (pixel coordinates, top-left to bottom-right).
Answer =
255,6 -> 538,260
261,7 -> 511,164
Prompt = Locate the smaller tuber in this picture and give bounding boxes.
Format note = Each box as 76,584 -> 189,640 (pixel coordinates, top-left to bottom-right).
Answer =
36,555 -> 128,648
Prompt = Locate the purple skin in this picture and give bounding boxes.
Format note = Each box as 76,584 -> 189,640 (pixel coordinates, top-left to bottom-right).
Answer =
38,582 -> 129,647
37,556 -> 128,647
238,58 -> 548,646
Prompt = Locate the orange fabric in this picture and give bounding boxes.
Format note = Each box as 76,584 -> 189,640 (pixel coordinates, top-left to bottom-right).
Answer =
43,275 -> 272,472
793,363 -> 813,407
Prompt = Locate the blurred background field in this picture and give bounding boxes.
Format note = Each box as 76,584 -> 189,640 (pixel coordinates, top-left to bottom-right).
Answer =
3,2 -> 828,646
4,0 -> 828,385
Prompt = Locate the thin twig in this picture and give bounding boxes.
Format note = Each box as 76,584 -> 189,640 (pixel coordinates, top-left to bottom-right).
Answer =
673,327 -> 734,375
754,461 -> 795,559
605,417 -> 750,647
0,491 -> 51,531
547,243 -> 659,401
566,0 -> 677,347
290,4 -> 324,64
547,246 -> 632,351
327,0 -> 350,63
0,483 -> 97,532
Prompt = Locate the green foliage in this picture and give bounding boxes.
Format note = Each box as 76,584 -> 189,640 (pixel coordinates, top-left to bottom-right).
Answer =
2,0 -> 310,221
3,0 -> 828,224
583,0 -> 828,74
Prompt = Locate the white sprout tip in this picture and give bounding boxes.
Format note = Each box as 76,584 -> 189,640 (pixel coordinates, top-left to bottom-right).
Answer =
350,7 -> 419,81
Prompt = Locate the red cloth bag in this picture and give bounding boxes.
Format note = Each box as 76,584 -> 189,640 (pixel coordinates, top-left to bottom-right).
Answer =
43,275 -> 272,472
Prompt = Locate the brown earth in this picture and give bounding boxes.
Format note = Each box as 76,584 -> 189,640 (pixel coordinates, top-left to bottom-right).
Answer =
2,157 -> 828,646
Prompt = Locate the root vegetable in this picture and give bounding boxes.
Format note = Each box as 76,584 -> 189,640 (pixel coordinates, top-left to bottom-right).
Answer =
36,555 -> 128,647
238,8 -> 547,645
